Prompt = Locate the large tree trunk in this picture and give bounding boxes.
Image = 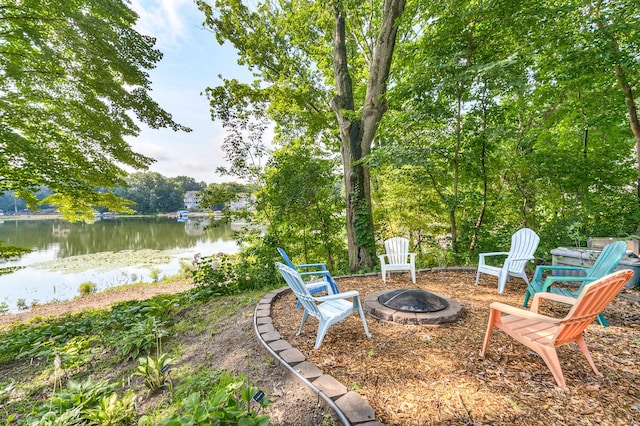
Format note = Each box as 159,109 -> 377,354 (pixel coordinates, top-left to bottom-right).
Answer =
330,0 -> 406,272
589,4 -> 640,207
613,64 -> 640,206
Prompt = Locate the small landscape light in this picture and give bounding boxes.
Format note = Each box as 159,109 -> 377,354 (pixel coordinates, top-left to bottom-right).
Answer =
252,390 -> 265,403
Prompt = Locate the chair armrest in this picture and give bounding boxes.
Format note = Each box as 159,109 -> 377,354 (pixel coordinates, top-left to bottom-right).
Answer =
408,253 -> 416,262
315,291 -> 359,302
299,270 -> 331,278
530,292 -> 577,312
480,252 -> 510,257
508,256 -> 535,262
490,302 -> 560,323
378,254 -> 388,264
295,263 -> 328,271
479,252 -> 509,264
541,275 -> 595,292
531,264 -> 588,282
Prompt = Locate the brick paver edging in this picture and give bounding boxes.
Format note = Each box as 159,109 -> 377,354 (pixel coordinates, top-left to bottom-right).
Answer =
253,287 -> 382,426
253,268 -> 478,425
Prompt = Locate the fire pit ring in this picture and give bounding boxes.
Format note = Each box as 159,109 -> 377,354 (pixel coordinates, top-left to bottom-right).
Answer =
364,289 -> 463,325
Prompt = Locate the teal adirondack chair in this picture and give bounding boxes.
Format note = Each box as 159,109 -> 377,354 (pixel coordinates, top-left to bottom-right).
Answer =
277,248 -> 340,294
275,262 -> 371,349
522,241 -> 628,326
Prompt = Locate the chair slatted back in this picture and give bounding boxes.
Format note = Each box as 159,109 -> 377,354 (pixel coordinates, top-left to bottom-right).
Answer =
275,262 -> 322,317
384,237 -> 410,265
555,269 -> 633,345
506,228 -> 540,273
586,241 -> 627,278
277,248 -> 295,269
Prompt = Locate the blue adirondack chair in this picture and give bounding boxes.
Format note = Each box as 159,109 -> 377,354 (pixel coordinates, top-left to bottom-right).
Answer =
275,262 -> 370,349
522,241 -> 628,326
277,247 -> 340,296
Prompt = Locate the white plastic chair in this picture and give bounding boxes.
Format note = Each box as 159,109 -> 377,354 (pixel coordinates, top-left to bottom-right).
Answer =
378,237 -> 416,284
275,262 -> 371,349
475,228 -> 540,294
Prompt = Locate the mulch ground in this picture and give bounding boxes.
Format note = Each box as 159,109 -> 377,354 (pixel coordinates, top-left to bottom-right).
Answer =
270,270 -> 640,426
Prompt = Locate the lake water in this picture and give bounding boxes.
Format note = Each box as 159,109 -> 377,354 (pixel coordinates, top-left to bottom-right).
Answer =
0,216 -> 238,313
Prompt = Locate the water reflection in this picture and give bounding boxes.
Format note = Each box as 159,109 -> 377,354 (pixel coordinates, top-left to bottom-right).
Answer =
0,216 -> 238,313
0,216 -> 235,258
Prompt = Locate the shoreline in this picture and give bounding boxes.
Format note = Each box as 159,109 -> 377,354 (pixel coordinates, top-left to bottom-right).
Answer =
0,277 -> 195,329
0,212 -> 217,221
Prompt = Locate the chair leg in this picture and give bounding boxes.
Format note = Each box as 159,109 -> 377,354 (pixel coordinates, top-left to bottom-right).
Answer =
523,290 -> 531,308
574,335 -> 602,377
475,269 -> 480,286
297,310 -> 309,336
596,313 -> 609,327
410,268 -> 416,284
497,271 -> 508,294
314,320 -> 331,349
381,267 -> 387,284
480,309 -> 497,357
354,297 -> 371,338
537,345 -> 567,390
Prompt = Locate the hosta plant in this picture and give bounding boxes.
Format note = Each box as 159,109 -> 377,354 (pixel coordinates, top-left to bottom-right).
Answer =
134,353 -> 173,394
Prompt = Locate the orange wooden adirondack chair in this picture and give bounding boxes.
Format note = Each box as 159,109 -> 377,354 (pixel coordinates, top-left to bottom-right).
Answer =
480,269 -> 633,390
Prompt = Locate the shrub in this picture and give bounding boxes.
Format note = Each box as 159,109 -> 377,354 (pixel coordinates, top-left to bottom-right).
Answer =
191,253 -> 238,287
149,267 -> 162,283
78,281 -> 97,296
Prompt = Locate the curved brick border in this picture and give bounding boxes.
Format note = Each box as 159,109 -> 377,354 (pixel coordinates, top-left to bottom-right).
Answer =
254,288 -> 382,425
253,268 -> 477,425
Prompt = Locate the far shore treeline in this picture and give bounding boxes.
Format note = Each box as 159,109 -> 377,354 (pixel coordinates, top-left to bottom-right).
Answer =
0,173 -> 252,216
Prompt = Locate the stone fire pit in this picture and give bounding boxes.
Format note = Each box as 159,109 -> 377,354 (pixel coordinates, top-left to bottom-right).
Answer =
364,288 -> 463,325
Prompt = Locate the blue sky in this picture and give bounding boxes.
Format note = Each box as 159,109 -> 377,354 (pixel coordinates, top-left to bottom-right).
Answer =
129,0 -> 253,184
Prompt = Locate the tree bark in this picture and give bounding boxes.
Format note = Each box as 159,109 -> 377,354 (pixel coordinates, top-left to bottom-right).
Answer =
331,0 -> 406,272
588,2 -> 640,207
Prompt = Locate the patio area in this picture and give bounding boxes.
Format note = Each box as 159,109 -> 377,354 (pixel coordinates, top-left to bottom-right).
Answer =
270,270 -> 640,425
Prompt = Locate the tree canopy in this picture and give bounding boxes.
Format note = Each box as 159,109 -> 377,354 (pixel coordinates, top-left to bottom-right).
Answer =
0,0 -> 189,221
199,0 -> 640,271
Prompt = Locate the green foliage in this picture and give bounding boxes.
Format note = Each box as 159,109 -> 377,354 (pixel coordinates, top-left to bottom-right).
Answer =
78,281 -> 98,297
84,392 -> 136,426
149,267 -> 162,283
199,181 -> 254,212
189,251 -> 274,301
0,285 -> 274,425
109,317 -> 166,362
111,172 -> 203,215
0,1 -> 190,221
29,378 -> 135,425
134,353 -> 173,394
261,141 -> 348,273
191,253 -> 240,288
0,302 -> 8,315
56,335 -> 101,371
0,244 -> 31,260
153,380 -> 271,426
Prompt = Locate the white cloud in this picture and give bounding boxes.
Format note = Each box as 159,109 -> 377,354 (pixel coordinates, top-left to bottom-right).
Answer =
130,0 -> 194,48
125,0 -> 257,184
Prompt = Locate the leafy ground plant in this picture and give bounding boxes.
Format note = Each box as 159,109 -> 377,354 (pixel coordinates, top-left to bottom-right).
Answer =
145,379 -> 271,426
135,353 -> 173,394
